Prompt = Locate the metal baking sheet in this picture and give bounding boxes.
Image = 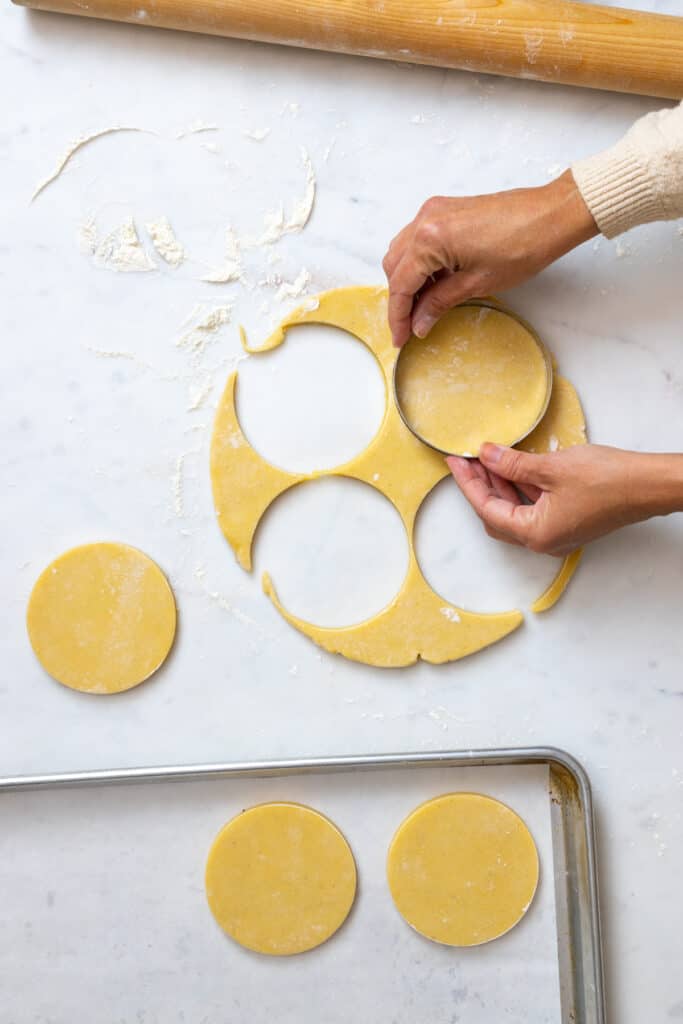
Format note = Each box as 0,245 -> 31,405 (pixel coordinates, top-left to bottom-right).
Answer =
0,747 -> 604,1023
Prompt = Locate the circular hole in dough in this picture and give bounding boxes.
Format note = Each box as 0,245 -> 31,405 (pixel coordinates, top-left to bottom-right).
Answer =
254,476 -> 409,627
237,324 -> 386,473
414,477 -> 559,612
387,792 -> 539,947
395,305 -> 550,456
205,802 -> 357,956
26,542 -> 176,694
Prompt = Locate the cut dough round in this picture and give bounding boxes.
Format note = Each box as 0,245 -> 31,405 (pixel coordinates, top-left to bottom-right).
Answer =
26,542 -> 176,694
395,304 -> 550,455
387,792 -> 539,947
205,802 -> 357,956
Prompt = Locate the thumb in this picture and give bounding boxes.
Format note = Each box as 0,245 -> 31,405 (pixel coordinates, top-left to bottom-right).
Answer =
479,443 -> 547,485
412,271 -> 480,339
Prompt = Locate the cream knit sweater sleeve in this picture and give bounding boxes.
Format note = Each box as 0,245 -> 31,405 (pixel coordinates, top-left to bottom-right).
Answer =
571,101 -> 683,239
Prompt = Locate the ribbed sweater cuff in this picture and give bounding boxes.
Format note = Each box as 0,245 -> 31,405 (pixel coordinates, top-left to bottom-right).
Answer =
571,144 -> 661,240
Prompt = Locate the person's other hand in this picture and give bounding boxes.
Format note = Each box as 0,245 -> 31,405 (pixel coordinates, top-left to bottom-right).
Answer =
447,444 -> 683,556
382,170 -> 597,348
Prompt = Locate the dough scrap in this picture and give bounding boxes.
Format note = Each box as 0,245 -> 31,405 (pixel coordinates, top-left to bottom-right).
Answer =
210,287 -> 587,665
387,792 -> 539,947
205,802 -> 356,956
395,303 -> 550,455
26,542 -> 176,694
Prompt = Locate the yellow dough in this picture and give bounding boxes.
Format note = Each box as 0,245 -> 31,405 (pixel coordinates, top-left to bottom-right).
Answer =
26,542 -> 176,694
395,304 -> 550,455
205,802 -> 357,956
210,287 -> 587,666
387,792 -> 539,947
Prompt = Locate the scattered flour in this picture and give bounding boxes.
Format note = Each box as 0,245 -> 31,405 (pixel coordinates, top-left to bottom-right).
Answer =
440,607 -> 461,623
78,216 -> 98,253
410,113 -> 426,124
242,127 -> 271,142
187,377 -> 215,412
250,148 -> 316,245
322,136 -> 337,161
202,227 -> 242,283
275,268 -> 311,302
145,216 -> 186,266
31,126 -> 150,201
205,587 -> 261,629
93,217 -> 156,273
176,120 -> 217,139
548,435 -> 560,452
524,30 -> 544,64
177,305 -> 233,354
171,454 -> 186,517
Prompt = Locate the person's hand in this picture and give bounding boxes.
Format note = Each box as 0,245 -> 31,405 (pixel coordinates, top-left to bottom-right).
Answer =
447,444 -> 683,556
382,170 -> 597,348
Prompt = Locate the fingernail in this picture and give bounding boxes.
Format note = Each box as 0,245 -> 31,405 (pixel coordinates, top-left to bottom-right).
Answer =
413,315 -> 436,339
480,443 -> 504,464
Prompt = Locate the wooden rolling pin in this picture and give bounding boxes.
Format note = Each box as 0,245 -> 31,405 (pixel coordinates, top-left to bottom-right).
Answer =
13,0 -> 683,100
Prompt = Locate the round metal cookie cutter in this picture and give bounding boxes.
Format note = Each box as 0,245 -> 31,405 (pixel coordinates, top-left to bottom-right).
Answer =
392,298 -> 554,457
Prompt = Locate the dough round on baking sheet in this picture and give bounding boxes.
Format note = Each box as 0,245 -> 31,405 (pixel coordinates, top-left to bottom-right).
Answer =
387,792 -> 539,947
26,542 -> 176,694
205,802 -> 357,956
395,304 -> 550,455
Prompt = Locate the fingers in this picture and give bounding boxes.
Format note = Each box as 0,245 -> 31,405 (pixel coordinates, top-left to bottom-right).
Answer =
479,443 -> 549,487
487,470 -> 523,505
410,271 -> 481,339
447,456 -> 536,547
387,247 -> 445,348
382,222 -> 413,280
515,480 -> 543,503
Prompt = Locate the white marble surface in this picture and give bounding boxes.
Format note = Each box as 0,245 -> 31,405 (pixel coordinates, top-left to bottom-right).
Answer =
1,1 -> 682,1021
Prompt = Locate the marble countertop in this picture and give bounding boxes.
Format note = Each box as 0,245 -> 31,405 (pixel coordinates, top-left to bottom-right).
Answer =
2,1 -> 682,1020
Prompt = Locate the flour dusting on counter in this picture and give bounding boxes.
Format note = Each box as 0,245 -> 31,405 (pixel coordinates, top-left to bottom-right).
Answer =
202,227 -> 242,283
176,120 -> 217,138
93,217 -> 157,273
177,305 -> 233,355
275,268 -> 311,302
146,216 -> 186,266
250,148 -> 316,245
242,127 -> 271,142
31,126 -> 151,201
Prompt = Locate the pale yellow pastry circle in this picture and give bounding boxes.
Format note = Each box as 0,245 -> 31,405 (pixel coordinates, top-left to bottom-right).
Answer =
205,802 -> 357,956
387,792 -> 539,947
26,542 -> 176,694
395,304 -> 549,455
